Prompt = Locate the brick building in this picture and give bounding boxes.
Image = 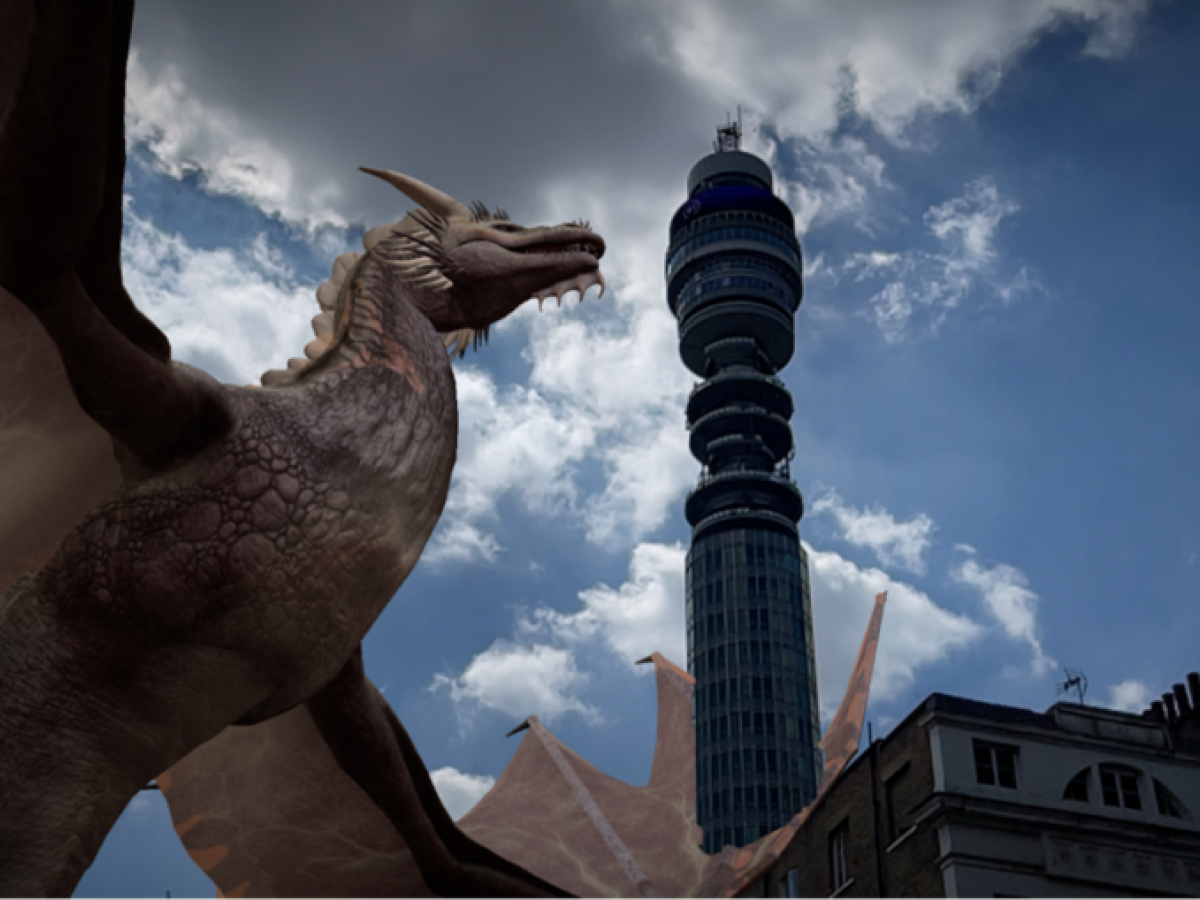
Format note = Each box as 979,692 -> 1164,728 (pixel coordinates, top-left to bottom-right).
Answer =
739,676 -> 1200,897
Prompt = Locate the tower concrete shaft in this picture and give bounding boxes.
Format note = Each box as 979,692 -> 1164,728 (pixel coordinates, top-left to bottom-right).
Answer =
667,122 -> 820,852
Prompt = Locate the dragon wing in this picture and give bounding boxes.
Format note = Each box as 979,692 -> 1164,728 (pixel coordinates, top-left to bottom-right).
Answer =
0,287 -> 121,592
0,0 -> 123,592
0,0 -> 232,595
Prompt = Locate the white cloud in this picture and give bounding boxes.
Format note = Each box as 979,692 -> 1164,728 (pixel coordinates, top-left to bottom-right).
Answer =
778,132 -> 890,234
125,50 -> 346,232
810,490 -> 935,575
120,201 -> 318,386
842,178 -> 1025,341
421,519 -> 502,567
423,367 -> 595,565
640,0 -> 1147,235
805,543 -> 982,722
426,180 -> 698,561
649,1 -> 1146,143
521,542 -> 688,670
428,641 -> 600,728
526,181 -> 698,547
583,416 -> 696,547
952,547 -> 1056,676
1075,0 -> 1152,58
1108,679 -> 1152,714
926,179 -> 1020,272
429,767 -> 496,821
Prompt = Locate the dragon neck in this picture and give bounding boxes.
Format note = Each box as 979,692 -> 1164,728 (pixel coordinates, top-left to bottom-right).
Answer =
295,252 -> 444,389
259,212 -> 479,390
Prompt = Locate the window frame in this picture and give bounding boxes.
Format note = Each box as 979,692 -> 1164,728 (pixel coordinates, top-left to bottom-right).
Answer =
884,761 -> 912,842
828,820 -> 849,892
973,739 -> 1019,790
1098,764 -> 1142,811
778,867 -> 800,898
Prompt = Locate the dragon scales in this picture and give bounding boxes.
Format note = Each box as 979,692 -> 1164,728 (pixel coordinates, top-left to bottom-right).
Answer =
0,1 -> 604,895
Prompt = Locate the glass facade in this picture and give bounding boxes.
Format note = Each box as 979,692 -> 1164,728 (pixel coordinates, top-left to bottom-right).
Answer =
669,126 -> 821,852
687,529 -> 821,851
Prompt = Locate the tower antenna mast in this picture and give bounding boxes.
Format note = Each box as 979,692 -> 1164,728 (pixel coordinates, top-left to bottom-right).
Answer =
714,105 -> 743,153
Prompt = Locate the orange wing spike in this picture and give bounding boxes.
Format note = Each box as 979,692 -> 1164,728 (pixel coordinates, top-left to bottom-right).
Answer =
817,591 -> 888,791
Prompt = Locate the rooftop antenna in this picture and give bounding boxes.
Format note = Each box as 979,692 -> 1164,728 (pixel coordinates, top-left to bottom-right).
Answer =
714,104 -> 742,153
1056,667 -> 1089,705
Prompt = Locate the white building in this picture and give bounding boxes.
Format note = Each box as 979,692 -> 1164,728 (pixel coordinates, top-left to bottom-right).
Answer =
917,692 -> 1200,897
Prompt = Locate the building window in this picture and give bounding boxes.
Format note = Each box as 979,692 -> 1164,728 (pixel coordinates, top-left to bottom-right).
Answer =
1154,778 -> 1187,818
1099,765 -> 1142,810
973,741 -> 1018,789
1062,767 -> 1089,802
829,821 -> 849,892
884,762 -> 911,842
779,867 -> 800,898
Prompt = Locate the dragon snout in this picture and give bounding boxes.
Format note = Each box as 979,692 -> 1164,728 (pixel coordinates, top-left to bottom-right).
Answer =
517,239 -> 604,260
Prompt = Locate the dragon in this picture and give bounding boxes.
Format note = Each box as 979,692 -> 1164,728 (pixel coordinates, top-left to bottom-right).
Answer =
0,1 -> 604,896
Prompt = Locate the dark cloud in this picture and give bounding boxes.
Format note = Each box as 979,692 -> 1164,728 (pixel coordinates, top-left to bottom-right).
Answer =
129,0 -> 717,225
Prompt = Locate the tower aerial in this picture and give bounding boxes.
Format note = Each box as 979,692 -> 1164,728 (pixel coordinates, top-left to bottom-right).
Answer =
668,118 -> 821,852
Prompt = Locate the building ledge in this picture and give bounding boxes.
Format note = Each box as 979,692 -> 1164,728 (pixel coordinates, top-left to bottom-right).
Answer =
885,825 -> 919,854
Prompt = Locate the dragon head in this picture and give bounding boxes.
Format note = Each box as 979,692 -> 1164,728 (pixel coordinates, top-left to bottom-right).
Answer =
360,167 -> 606,357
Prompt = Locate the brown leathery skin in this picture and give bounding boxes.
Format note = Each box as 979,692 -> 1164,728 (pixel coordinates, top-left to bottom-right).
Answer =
0,256 -> 459,896
0,1 -> 594,894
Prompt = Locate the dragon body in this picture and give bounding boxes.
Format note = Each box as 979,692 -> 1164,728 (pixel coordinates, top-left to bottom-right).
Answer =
0,1 -> 603,895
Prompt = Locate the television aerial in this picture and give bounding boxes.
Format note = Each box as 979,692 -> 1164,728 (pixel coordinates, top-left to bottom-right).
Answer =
1056,667 -> 1089,705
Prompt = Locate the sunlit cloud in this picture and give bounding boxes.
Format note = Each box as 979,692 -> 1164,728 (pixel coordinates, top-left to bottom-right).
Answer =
811,490 -> 935,575
952,545 -> 1056,677
428,641 -> 601,729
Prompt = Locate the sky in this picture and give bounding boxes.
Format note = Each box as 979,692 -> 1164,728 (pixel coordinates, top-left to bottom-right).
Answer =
66,0 -> 1200,895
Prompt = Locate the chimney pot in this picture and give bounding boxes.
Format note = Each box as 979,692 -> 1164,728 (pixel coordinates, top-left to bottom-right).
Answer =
1150,700 -> 1166,723
1163,693 -> 1179,723
1188,672 -> 1200,709
1174,683 -> 1193,716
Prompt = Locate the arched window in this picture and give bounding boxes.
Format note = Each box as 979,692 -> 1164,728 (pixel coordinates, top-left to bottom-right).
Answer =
1062,767 -> 1090,802
1154,778 -> 1189,819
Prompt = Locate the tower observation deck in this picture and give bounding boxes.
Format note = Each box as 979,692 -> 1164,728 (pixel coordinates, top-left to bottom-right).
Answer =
668,119 -> 821,852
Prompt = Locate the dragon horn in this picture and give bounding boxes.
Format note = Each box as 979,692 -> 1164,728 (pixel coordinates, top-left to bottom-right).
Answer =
359,167 -> 473,221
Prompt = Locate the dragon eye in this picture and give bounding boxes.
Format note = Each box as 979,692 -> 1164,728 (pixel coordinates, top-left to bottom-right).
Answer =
492,223 -> 522,233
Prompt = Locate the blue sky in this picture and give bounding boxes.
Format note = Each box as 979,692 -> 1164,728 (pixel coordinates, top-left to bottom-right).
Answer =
70,0 -> 1200,895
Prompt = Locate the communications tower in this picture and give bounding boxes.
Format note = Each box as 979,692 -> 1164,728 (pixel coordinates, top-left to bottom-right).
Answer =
668,118 -> 820,851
